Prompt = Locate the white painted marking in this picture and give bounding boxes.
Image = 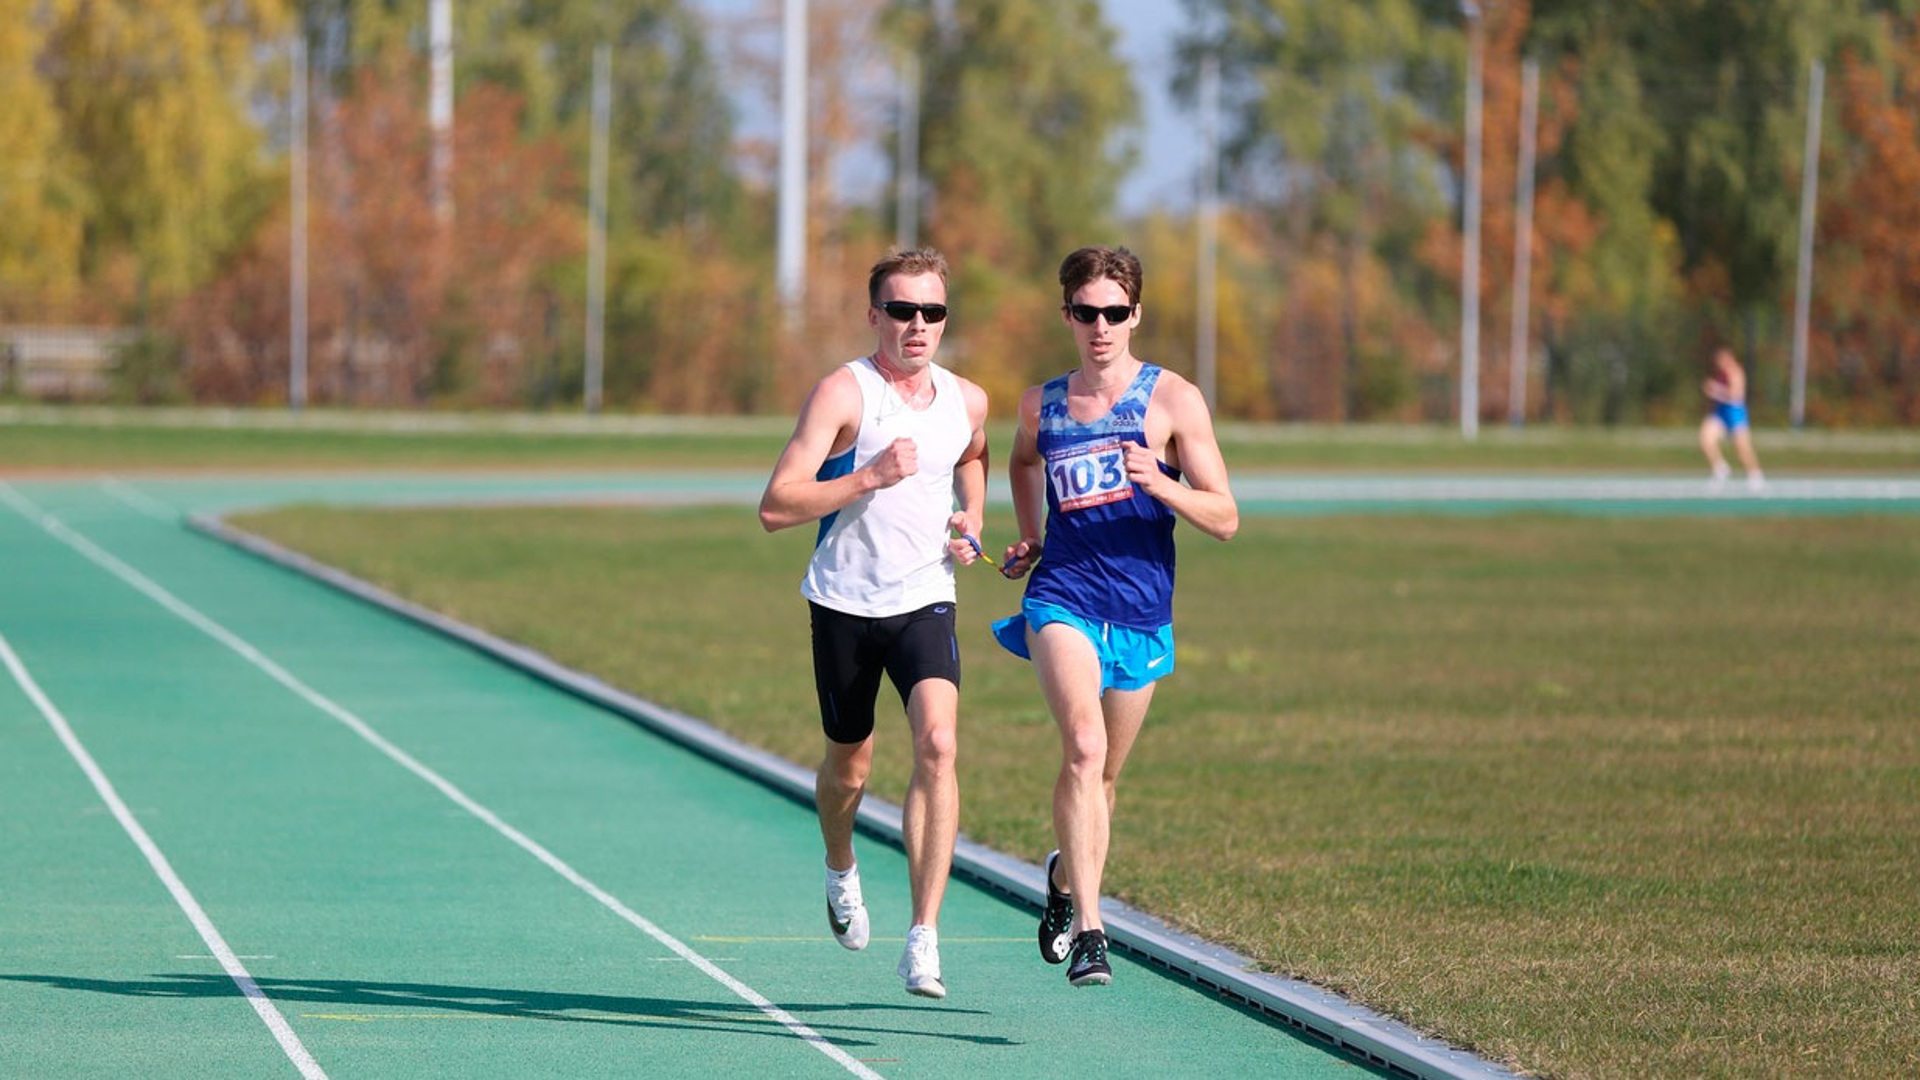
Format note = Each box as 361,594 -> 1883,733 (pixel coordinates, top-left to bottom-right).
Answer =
0,482 -> 885,1080
0,632 -> 327,1080
100,476 -> 179,521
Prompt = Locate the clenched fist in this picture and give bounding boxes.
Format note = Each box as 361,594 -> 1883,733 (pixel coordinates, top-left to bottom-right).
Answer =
868,437 -> 919,488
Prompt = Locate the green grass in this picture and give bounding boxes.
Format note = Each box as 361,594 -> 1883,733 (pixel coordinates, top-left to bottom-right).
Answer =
4,406 -> 1917,472
232,503 -> 1920,1080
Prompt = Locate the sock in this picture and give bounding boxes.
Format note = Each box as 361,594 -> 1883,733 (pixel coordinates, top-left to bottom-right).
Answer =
826,860 -> 857,881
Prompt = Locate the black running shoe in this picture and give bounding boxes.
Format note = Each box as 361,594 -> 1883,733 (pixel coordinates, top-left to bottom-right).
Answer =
1066,929 -> 1112,987
1038,850 -> 1074,964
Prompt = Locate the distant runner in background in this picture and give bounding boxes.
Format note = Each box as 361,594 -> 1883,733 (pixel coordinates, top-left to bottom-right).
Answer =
992,245 -> 1238,988
1700,346 -> 1765,493
758,248 -> 990,999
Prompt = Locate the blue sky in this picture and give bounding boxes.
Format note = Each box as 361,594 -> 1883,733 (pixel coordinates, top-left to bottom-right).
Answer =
1105,0 -> 1201,213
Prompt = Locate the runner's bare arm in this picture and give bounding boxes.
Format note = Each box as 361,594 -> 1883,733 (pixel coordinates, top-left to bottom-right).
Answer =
759,369 -> 915,532
1133,373 -> 1237,541
946,378 -> 991,562
1001,385 -> 1047,576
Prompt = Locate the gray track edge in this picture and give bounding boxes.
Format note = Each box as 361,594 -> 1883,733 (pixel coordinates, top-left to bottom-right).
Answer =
188,510 -> 1524,1080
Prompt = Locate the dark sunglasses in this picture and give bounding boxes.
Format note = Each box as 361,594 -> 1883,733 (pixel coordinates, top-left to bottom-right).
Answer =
875,300 -> 949,324
1066,303 -> 1136,325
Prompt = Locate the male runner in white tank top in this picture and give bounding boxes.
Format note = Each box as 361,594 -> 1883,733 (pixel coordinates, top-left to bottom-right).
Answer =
758,248 -> 990,999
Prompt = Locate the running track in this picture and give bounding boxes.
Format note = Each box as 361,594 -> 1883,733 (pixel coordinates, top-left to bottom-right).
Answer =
0,473 -> 1413,1080
6,470 -> 1913,1079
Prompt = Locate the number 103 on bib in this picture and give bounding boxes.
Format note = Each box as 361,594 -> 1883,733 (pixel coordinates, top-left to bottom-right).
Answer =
1046,439 -> 1135,512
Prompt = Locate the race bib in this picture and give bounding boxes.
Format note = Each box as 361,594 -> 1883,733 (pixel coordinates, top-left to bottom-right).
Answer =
1046,439 -> 1133,512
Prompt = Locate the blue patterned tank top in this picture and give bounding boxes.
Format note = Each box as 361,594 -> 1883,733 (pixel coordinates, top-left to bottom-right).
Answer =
1024,363 -> 1180,629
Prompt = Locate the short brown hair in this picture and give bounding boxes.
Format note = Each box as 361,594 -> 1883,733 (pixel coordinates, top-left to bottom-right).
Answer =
1059,246 -> 1143,306
867,248 -> 949,304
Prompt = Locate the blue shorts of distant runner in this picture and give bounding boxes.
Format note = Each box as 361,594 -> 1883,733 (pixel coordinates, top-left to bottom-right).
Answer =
991,599 -> 1175,692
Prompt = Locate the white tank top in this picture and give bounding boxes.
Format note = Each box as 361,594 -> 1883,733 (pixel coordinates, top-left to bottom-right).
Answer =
801,356 -> 972,618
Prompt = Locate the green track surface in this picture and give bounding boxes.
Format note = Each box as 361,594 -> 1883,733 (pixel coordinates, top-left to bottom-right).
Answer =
0,478 -> 1375,1079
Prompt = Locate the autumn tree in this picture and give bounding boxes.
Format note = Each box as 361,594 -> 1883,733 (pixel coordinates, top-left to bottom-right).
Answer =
0,0 -> 85,319
1811,16 -> 1920,423
1530,0 -> 1886,418
181,67 -> 579,405
1177,0 -> 1459,420
885,0 -> 1140,407
39,0 -> 290,310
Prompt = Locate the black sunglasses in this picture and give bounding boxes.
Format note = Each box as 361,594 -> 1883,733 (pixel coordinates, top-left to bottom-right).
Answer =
1066,303 -> 1136,325
875,300 -> 949,324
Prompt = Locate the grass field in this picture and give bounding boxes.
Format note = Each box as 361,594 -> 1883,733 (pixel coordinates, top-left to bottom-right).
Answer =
4,404 -> 1918,472
229,501 -> 1920,1080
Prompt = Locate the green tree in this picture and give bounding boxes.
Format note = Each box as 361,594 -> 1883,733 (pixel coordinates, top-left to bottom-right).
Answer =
886,0 -> 1140,404
1531,0 -> 1888,415
1178,0 -> 1456,419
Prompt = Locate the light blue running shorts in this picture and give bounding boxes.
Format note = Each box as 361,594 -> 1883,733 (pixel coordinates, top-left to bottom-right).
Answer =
990,599 -> 1175,692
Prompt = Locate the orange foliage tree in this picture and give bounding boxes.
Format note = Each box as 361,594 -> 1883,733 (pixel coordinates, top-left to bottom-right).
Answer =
182,65 -> 578,406
1810,25 -> 1920,424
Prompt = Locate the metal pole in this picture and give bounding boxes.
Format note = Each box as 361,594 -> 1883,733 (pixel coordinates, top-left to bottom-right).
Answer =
1196,54 -> 1220,413
1790,59 -> 1824,430
1459,4 -> 1483,440
585,44 -> 610,414
1507,57 -> 1538,427
290,33 -> 308,411
777,0 -> 808,321
429,0 -> 452,222
895,52 -> 919,251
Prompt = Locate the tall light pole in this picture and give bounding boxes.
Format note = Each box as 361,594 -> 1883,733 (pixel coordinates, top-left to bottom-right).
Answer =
895,52 -> 920,251
585,44 -> 610,414
777,0 -> 808,324
1196,54 -> 1221,414
290,32 -> 308,411
429,0 -> 452,222
1507,58 -> 1538,426
1790,59 -> 1824,430
1459,2 -> 1484,440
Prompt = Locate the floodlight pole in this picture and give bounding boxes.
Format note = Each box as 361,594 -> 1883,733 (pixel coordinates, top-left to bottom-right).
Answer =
1196,53 -> 1220,414
1459,2 -> 1484,440
1507,57 -> 1537,427
895,52 -> 920,251
290,33 -> 308,412
585,44 -> 610,414
429,0 -> 453,222
777,0 -> 808,326
1790,59 -> 1824,430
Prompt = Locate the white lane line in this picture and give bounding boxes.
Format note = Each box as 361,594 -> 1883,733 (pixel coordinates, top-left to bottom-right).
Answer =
100,476 -> 179,522
0,633 -> 327,1080
0,482 -> 885,1080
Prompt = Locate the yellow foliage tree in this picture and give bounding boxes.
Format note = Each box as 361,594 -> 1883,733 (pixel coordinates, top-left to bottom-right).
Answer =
0,0 -> 85,318
41,0 -> 289,307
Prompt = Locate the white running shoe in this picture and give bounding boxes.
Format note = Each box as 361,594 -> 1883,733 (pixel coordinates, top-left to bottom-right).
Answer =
897,925 -> 946,998
1746,471 -> 1766,493
1709,461 -> 1731,492
825,864 -> 869,951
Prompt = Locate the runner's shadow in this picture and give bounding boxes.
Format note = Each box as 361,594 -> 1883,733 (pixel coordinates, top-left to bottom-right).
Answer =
1,973 -> 1017,1048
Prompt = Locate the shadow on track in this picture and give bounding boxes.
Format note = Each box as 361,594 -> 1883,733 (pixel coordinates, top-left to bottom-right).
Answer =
1,973 -> 1018,1049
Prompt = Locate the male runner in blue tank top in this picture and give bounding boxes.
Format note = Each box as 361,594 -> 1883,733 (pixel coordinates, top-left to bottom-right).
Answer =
992,246 -> 1238,987
759,248 -> 990,999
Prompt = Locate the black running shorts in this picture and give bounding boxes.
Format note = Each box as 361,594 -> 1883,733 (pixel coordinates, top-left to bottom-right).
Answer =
808,600 -> 961,745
